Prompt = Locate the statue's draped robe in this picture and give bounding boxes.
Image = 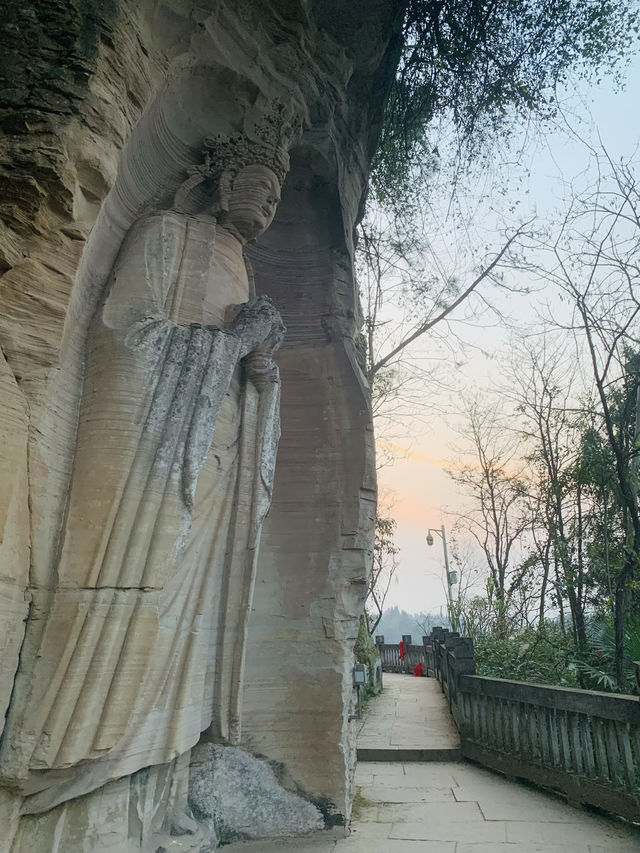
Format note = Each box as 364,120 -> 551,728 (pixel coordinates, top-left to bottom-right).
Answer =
1,212 -> 281,812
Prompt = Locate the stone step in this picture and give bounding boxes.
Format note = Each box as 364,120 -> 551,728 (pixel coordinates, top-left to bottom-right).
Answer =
356,746 -> 462,762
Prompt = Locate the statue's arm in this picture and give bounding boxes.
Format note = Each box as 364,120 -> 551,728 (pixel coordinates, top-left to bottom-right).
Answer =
101,213 -> 285,359
102,213 -> 200,345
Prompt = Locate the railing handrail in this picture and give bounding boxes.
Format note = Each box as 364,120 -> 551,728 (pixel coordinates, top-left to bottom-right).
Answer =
376,641 -> 430,673
424,627 -> 640,822
459,673 -> 639,722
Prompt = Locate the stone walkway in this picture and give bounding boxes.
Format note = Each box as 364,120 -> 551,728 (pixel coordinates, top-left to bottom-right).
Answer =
225,673 -> 640,852
357,672 -> 460,760
345,758 -> 640,852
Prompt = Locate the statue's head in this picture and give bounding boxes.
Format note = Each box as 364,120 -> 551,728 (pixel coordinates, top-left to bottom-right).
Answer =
175,133 -> 289,240
223,163 -> 281,240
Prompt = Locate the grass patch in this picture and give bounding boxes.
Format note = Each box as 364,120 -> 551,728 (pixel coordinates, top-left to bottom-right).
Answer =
351,791 -> 374,819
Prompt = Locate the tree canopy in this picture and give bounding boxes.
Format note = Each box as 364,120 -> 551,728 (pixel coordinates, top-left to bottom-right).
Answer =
374,0 -> 640,203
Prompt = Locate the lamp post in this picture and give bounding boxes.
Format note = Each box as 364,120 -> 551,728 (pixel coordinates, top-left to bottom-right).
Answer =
426,525 -> 457,630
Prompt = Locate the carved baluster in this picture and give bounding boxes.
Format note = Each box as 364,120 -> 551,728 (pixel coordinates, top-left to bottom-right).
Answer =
580,716 -> 596,778
593,717 -> 609,782
558,710 -> 572,773
538,706 -> 551,766
605,719 -> 623,787
617,722 -> 636,790
570,713 -> 584,776
549,707 -> 562,769
511,701 -> 521,756
528,704 -> 540,764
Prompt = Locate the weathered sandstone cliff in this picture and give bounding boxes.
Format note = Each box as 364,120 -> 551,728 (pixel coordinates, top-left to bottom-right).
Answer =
0,1 -> 402,849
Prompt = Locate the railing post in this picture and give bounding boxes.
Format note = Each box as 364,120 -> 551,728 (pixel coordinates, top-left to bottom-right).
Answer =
441,636 -> 475,723
432,630 -> 446,683
401,635 -> 412,673
454,638 -> 475,725
452,637 -> 475,673
440,641 -> 449,697
422,635 -> 434,677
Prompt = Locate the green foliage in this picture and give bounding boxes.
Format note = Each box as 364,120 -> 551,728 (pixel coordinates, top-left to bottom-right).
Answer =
474,624 -> 579,687
576,615 -> 640,693
365,514 -> 400,634
353,615 -> 381,699
465,613 -> 640,695
373,0 -> 640,204
457,595 -> 501,641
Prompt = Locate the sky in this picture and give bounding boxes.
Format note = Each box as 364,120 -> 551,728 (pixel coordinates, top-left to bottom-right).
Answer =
376,53 -> 640,616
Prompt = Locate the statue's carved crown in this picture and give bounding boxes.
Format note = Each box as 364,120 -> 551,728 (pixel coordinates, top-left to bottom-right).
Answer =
199,133 -> 289,186
174,104 -> 295,212
201,101 -> 293,185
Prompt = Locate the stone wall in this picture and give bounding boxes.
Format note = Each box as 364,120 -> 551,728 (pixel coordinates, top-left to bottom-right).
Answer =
241,157 -> 376,820
0,1 -> 403,849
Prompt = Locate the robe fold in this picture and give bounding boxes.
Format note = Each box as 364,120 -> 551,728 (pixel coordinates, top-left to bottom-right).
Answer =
0,210 -> 282,814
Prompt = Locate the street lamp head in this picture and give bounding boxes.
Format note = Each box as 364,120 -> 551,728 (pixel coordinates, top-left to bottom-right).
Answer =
426,532 -> 434,547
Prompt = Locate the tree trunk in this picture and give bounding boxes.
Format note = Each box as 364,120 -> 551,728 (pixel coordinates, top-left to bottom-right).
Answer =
614,577 -> 628,691
538,539 -> 551,627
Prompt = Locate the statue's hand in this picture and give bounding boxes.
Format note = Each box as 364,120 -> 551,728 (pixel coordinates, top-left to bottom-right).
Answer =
244,352 -> 280,391
232,295 -> 286,358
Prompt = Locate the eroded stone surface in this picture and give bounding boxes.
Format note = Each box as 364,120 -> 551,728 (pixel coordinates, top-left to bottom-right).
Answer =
2,140 -> 289,829
9,752 -> 217,853
0,352 -> 30,739
0,1 -> 403,848
189,744 -> 325,842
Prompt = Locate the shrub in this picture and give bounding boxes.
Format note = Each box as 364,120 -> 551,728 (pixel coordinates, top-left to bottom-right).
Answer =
474,624 -> 578,688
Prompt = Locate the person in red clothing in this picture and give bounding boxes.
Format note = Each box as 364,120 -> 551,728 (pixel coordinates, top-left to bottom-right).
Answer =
413,662 -> 425,677
398,640 -> 405,661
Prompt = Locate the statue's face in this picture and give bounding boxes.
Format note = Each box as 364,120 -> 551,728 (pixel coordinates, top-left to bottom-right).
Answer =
226,164 -> 281,240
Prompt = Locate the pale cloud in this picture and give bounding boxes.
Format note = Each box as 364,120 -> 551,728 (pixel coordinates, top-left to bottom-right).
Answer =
377,439 -> 451,469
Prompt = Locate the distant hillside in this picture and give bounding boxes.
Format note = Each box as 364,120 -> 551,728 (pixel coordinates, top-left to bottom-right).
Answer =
373,606 -> 450,644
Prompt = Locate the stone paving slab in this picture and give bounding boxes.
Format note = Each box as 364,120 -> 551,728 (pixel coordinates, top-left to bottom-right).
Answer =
225,674 -> 640,852
337,839 -> 455,853
346,761 -> 640,852
358,746 -> 462,761
360,785 -> 455,803
223,760 -> 640,851
222,833 -> 339,852
388,818 -> 508,843
357,673 -> 460,761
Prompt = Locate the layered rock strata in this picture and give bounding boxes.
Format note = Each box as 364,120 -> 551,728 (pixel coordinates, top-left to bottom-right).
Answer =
0,1 -> 403,849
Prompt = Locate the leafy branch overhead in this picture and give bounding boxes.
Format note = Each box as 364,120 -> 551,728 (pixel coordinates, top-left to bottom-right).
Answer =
374,0 -> 640,203
366,513 -> 400,635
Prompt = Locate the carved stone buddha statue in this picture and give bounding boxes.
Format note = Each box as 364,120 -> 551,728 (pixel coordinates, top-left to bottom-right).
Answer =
0,133 -> 288,817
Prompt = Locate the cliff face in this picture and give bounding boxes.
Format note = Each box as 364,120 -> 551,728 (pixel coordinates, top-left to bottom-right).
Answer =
0,1 -> 402,848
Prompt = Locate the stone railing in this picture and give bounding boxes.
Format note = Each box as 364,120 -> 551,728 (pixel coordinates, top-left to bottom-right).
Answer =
432,634 -> 475,726
429,631 -> 640,822
375,635 -> 429,673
